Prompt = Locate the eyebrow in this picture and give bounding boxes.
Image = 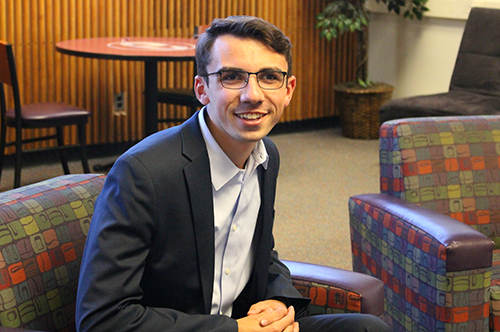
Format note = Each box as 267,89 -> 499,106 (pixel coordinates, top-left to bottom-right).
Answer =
216,66 -> 286,72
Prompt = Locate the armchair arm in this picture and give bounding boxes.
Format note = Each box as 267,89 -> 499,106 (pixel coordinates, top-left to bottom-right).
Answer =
282,259 -> 385,317
349,193 -> 494,330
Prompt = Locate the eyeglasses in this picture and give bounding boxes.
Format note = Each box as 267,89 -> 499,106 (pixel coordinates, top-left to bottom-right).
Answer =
205,70 -> 288,90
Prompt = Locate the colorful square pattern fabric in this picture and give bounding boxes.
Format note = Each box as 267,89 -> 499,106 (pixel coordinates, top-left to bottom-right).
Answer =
0,174 -> 105,331
350,196 -> 491,331
379,116 -> 500,247
291,279 -> 362,316
362,116 -> 500,331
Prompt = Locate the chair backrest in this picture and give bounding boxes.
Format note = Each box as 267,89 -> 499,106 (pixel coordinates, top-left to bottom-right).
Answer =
0,40 -> 22,123
0,174 -> 105,331
450,7 -> 500,96
380,116 -> 500,247
0,42 -> 15,87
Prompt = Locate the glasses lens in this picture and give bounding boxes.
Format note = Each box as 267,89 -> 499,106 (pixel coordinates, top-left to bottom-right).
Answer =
219,71 -> 248,89
257,71 -> 286,90
216,70 -> 286,90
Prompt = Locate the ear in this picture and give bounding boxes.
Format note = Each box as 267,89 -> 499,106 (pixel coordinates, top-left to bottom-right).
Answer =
194,75 -> 210,105
283,75 -> 296,108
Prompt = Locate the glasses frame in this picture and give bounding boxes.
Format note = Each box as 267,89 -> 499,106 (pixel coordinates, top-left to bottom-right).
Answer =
205,69 -> 288,90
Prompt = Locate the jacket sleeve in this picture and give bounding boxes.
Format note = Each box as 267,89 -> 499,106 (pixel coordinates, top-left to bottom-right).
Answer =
75,153 -> 237,332
266,249 -> 311,317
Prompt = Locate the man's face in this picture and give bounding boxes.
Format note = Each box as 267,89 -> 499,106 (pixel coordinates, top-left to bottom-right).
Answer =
194,34 -> 296,150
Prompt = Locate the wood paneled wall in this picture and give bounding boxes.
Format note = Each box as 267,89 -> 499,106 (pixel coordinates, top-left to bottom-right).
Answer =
0,0 -> 356,148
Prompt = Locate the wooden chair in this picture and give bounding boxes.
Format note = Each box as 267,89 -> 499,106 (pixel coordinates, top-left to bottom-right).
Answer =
157,25 -> 208,126
0,40 -> 91,188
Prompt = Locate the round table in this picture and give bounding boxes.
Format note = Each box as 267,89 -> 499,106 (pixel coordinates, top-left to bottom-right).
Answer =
56,37 -> 197,136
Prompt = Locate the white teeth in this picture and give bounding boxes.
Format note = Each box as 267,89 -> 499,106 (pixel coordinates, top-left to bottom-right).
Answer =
237,113 -> 264,120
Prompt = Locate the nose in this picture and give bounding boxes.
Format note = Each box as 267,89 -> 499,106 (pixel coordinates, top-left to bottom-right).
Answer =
240,75 -> 265,103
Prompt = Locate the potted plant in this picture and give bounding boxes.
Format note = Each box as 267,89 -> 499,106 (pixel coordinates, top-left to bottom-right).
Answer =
316,0 -> 429,139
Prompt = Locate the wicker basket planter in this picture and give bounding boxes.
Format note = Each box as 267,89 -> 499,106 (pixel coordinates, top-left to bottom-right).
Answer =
334,83 -> 394,139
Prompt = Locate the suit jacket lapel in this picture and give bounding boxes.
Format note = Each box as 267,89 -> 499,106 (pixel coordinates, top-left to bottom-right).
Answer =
181,112 -> 215,314
254,164 -> 274,298
254,137 -> 279,299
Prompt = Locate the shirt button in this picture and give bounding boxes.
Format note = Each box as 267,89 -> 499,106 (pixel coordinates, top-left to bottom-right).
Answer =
225,268 -> 231,275
232,225 -> 237,232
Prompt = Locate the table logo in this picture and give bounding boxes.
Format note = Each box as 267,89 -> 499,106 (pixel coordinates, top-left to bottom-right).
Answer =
107,39 -> 195,52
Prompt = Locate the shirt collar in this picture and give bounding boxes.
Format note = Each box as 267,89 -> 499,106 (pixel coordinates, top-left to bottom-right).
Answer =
198,108 -> 269,191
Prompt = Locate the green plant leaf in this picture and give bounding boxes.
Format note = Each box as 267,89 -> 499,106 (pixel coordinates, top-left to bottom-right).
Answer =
357,78 -> 368,88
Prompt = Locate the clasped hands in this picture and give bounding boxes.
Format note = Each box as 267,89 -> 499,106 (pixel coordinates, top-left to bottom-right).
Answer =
237,300 -> 299,332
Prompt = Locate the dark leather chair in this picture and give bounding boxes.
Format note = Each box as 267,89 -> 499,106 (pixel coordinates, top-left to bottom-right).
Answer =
379,7 -> 500,124
0,40 -> 90,189
157,25 -> 208,126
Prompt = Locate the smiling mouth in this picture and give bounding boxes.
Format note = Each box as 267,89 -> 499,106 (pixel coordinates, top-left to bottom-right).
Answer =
236,113 -> 266,120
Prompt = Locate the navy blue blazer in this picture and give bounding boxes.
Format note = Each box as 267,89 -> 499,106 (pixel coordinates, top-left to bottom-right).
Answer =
76,111 -> 310,332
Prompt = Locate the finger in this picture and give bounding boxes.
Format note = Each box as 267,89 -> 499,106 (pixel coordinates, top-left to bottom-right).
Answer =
248,301 -> 276,315
247,305 -> 262,316
260,306 -> 295,327
248,300 -> 286,315
273,311 -> 298,332
283,322 -> 299,332
259,306 -> 289,327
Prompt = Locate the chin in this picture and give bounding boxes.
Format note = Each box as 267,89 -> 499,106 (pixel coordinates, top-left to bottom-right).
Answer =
241,132 -> 268,143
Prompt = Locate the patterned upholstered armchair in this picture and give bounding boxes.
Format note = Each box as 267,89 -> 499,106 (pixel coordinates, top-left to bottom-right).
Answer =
349,116 -> 500,331
0,174 -> 385,332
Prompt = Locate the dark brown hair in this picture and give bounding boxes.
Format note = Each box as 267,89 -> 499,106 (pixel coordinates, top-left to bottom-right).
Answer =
196,16 -> 293,78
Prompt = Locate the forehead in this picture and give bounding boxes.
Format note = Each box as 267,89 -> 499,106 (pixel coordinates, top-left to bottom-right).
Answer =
208,35 -> 288,71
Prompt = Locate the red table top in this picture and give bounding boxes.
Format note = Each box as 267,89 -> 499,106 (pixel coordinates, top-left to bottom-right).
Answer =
56,37 -> 196,61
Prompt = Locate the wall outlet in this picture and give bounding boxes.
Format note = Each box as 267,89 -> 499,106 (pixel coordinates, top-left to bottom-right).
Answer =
113,91 -> 127,115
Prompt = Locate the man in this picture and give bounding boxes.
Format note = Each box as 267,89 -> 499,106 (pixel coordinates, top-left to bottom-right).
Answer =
76,16 -> 391,332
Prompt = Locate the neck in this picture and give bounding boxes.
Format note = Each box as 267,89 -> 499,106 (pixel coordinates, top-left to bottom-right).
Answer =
225,144 -> 255,169
204,113 -> 256,169
212,131 -> 256,169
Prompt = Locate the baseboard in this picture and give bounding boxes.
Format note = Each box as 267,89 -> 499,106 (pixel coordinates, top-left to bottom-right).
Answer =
270,116 -> 340,135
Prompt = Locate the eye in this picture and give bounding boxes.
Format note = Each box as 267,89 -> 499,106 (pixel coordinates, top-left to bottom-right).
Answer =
220,71 -> 246,82
259,71 -> 282,82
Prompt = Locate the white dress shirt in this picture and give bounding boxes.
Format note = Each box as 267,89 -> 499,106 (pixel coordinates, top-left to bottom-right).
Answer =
198,109 -> 269,317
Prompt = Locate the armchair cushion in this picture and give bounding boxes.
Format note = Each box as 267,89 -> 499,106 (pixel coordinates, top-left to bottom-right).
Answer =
380,90 -> 500,123
379,115 -> 500,249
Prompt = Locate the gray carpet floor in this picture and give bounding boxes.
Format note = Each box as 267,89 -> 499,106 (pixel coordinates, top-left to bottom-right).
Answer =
0,126 -> 380,271
272,128 -> 380,270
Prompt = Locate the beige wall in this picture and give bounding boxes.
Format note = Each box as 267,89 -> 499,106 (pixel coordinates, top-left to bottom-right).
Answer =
368,13 -> 465,99
367,1 -> 500,99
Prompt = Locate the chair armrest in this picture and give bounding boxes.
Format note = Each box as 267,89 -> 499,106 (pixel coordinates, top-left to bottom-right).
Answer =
282,259 -> 385,317
351,193 -> 494,272
349,193 -> 494,330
